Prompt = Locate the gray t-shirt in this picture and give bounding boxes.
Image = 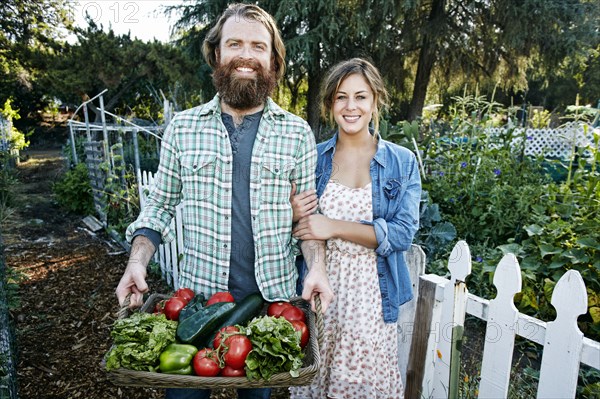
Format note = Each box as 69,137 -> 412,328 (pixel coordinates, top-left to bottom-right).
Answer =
221,111 -> 262,301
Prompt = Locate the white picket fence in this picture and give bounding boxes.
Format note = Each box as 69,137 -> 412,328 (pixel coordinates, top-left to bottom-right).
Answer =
400,241 -> 600,398
137,170 -> 184,290
138,171 -> 599,397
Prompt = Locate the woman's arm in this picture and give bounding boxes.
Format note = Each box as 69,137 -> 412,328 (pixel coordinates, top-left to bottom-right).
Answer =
292,215 -> 378,248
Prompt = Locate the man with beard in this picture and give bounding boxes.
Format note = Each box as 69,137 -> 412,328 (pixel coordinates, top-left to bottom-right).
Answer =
115,4 -> 333,398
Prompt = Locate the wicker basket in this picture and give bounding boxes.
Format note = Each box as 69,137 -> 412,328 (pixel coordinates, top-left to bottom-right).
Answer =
103,293 -> 323,388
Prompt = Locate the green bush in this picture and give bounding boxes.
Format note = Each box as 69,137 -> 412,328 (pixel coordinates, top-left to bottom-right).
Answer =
402,93 -> 600,341
0,153 -> 18,223
53,163 -> 95,215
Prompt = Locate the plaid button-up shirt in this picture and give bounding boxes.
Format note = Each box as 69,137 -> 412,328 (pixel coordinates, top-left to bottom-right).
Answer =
126,95 -> 317,301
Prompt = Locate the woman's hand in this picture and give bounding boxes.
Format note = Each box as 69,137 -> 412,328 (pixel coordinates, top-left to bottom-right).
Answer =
293,214 -> 336,241
290,182 -> 318,222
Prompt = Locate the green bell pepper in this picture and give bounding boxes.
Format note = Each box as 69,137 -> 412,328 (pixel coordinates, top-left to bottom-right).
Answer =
158,343 -> 198,375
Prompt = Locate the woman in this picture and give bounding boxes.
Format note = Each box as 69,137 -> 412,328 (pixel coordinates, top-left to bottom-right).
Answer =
290,58 -> 421,398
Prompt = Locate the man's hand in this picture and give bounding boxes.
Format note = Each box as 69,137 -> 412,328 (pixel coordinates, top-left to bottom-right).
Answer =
300,239 -> 334,314
290,182 -> 318,222
116,261 -> 148,308
301,266 -> 334,314
115,236 -> 155,308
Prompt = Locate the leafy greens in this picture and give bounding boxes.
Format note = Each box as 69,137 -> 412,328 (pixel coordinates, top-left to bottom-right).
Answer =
104,312 -> 177,372
243,315 -> 304,380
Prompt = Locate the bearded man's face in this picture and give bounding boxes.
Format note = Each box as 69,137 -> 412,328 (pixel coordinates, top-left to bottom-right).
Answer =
213,57 -> 277,110
214,17 -> 277,110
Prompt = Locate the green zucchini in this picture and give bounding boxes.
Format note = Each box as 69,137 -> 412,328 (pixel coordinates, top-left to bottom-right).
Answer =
203,293 -> 264,348
205,293 -> 265,347
176,301 -> 236,346
178,294 -> 205,322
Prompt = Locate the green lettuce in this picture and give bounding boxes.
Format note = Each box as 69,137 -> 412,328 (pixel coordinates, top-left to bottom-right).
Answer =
243,315 -> 304,380
104,312 -> 177,372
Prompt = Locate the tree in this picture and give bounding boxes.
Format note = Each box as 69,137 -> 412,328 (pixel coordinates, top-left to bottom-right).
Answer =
405,0 -> 600,120
0,0 -> 73,123
45,20 -> 203,122
168,0 -> 600,128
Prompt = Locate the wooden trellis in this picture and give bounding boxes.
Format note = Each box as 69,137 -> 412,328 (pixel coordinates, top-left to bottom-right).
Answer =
83,141 -> 108,225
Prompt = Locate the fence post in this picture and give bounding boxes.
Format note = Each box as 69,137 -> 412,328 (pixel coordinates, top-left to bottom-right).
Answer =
98,95 -> 110,172
405,273 -> 447,397
537,270 -> 587,399
68,120 -> 78,165
82,103 -> 92,141
478,254 -> 522,398
398,245 -> 426,385
431,240 -> 471,398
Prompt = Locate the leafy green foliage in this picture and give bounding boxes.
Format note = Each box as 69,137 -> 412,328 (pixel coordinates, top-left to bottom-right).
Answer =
52,163 -> 94,215
414,190 -> 457,261
243,315 -> 304,380
45,20 -> 204,119
508,129 -> 600,337
424,95 -> 549,249
104,312 -> 177,372
0,152 -> 18,223
1,99 -> 29,151
2,265 -> 26,310
419,93 -> 600,341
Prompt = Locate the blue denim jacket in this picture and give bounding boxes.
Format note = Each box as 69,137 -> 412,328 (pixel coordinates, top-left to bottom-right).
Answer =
304,133 -> 421,323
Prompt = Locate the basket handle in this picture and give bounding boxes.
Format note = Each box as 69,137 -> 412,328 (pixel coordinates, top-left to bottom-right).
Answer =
117,293 -> 132,320
314,294 -> 325,348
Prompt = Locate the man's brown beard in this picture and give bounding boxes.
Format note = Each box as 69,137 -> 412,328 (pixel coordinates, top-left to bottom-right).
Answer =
213,58 -> 277,110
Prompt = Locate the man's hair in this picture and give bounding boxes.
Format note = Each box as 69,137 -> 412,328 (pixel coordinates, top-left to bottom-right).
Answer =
320,58 -> 389,136
202,3 -> 286,81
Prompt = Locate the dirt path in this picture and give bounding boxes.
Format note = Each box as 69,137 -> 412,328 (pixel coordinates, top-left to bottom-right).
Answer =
3,149 -> 166,399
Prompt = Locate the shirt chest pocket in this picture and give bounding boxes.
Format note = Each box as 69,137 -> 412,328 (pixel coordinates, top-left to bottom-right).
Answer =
380,177 -> 405,216
261,159 -> 294,204
180,154 -> 217,200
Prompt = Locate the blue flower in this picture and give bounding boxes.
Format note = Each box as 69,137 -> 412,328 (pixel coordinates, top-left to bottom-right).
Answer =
493,168 -> 501,176
438,171 -> 445,176
460,162 -> 467,168
475,256 -> 483,262
526,135 -> 533,141
383,179 -> 402,199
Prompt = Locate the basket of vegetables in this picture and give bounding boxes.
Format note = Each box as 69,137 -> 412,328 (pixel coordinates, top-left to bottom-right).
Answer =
102,288 -> 323,388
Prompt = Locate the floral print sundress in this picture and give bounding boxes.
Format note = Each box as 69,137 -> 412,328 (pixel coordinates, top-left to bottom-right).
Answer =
290,180 -> 404,399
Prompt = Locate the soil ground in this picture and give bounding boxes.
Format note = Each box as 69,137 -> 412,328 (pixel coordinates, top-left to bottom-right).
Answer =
2,148 -> 290,399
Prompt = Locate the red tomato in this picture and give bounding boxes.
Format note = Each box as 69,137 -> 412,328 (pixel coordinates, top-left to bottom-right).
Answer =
267,301 -> 293,317
223,335 -> 253,370
220,365 -> 246,377
173,287 -> 195,303
192,348 -> 221,377
163,296 -> 187,321
213,326 -> 240,349
291,320 -> 309,348
206,291 -> 235,306
280,305 -> 306,323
